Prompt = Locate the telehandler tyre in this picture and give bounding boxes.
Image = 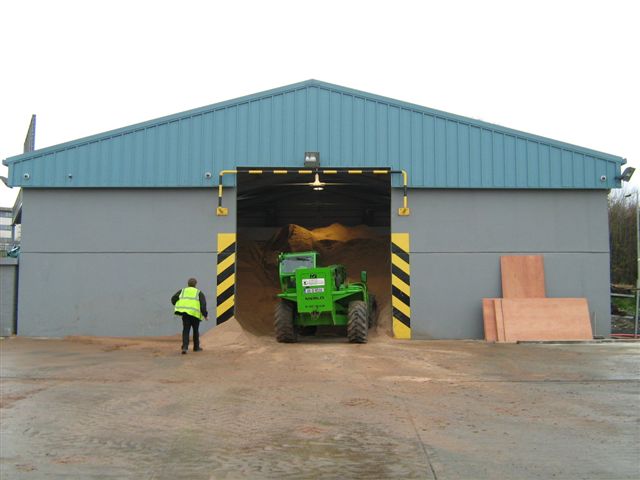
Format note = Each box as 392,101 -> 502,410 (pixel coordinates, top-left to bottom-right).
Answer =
275,301 -> 297,343
347,300 -> 368,343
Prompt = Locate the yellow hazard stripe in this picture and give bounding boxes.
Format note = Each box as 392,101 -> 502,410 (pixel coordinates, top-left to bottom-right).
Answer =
391,232 -> 411,340
392,274 -> 410,297
373,170 -> 388,174
392,296 -> 411,318
347,169 -> 363,174
391,253 -> 410,275
216,273 -> 235,296
217,233 -> 236,254
273,170 -> 288,174
298,169 -> 313,174
216,233 -> 236,324
323,169 -> 337,174
217,253 -> 236,274
216,295 -> 235,317
391,233 -> 410,253
393,318 -> 411,339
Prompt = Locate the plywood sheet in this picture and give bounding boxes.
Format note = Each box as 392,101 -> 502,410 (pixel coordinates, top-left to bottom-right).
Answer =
482,299 -> 498,342
500,298 -> 593,342
501,255 -> 546,298
494,299 -> 507,343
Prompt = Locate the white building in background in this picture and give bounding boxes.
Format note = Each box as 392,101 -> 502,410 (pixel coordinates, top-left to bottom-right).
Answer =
0,207 -> 20,250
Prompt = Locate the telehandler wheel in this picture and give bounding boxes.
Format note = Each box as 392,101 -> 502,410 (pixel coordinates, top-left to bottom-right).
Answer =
368,294 -> 378,328
347,300 -> 368,343
275,301 -> 297,343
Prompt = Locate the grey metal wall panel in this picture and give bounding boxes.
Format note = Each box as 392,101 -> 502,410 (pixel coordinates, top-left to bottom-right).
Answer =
21,189 -> 235,253
17,252 -> 219,337
392,189 -> 611,339
17,189 -> 236,337
16,188 -> 611,339
397,190 -> 609,254
407,252 -> 610,339
0,259 -> 18,336
544,253 -> 611,337
5,80 -> 624,190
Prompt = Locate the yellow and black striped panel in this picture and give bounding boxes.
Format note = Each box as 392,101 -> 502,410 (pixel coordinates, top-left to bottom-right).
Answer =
391,233 -> 411,339
216,233 -> 236,325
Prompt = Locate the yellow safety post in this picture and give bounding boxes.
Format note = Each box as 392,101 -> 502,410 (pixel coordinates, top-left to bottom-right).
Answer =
396,170 -> 410,216
216,170 -> 237,216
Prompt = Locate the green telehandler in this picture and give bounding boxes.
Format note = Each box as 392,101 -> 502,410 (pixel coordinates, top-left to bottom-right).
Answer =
275,251 -> 377,343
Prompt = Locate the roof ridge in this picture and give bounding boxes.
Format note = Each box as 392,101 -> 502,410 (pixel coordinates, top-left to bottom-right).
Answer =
4,79 -> 625,166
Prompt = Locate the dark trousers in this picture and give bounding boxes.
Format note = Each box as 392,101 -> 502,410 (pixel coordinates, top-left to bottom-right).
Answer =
181,314 -> 201,350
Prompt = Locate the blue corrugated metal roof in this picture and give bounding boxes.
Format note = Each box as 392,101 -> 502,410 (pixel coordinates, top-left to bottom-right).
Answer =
3,79 -> 626,189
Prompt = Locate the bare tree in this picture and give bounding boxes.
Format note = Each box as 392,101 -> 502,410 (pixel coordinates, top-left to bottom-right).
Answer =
609,186 -> 638,286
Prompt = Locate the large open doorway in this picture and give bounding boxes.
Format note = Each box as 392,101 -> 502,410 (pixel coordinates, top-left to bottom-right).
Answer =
234,168 -> 392,338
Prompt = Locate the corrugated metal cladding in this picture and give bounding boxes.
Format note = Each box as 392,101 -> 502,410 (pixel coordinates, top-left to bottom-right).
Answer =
4,80 -> 625,189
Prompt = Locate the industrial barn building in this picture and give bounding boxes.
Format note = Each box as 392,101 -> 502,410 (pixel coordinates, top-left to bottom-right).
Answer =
2,80 -> 627,339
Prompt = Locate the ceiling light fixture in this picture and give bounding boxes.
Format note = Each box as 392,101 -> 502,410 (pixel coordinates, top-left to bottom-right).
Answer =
310,173 -> 326,190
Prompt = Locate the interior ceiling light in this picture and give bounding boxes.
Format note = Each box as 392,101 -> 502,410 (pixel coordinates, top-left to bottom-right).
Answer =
310,173 -> 326,190
274,172 -> 357,187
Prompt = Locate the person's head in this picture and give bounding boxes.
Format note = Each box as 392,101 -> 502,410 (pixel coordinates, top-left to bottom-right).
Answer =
187,278 -> 197,287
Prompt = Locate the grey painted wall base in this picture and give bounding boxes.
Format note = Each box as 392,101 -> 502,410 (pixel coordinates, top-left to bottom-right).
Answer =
18,189 -> 235,337
392,189 -> 611,339
18,252 -> 219,337
408,252 -> 610,339
17,187 -> 611,339
0,258 -> 18,336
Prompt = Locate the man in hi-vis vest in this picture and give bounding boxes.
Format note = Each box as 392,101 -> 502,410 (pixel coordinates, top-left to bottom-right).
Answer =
171,278 -> 208,354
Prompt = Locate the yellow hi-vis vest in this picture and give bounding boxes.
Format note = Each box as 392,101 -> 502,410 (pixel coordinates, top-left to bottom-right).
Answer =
174,287 -> 203,320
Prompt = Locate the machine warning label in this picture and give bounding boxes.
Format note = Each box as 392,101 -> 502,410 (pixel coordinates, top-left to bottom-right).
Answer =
302,278 -> 325,287
304,287 -> 325,294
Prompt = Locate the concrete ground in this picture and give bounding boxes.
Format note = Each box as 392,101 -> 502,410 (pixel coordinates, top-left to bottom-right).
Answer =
1,331 -> 639,479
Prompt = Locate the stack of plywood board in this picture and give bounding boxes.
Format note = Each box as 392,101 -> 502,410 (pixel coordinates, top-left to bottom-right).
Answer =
483,255 -> 593,342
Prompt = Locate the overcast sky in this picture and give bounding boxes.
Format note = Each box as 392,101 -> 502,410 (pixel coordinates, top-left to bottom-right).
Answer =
1,0 -> 638,207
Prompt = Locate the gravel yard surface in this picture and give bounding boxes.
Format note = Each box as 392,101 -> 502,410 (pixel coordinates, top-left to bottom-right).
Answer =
1,327 -> 638,479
